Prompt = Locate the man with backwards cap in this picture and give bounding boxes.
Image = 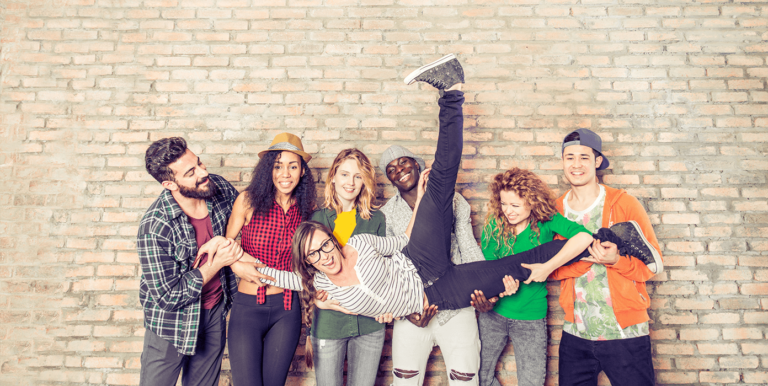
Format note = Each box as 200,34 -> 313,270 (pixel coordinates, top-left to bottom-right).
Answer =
379,144 -> 516,385
551,129 -> 663,386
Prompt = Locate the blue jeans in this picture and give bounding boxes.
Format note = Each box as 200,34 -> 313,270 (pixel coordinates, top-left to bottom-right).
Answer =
478,312 -> 546,386
312,328 -> 386,386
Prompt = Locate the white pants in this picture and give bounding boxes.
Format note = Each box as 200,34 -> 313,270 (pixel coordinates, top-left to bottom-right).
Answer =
391,307 -> 481,385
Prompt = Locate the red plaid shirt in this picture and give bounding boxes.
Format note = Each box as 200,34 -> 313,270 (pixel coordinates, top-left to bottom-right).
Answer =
241,200 -> 302,310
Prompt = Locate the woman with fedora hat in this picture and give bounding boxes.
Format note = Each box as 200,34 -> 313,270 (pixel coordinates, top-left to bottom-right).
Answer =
223,132 -> 316,386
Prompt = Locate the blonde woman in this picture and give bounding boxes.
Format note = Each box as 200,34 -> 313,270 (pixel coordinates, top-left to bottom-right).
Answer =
307,148 -> 387,385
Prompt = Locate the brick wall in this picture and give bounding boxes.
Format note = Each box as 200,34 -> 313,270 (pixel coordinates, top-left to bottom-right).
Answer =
1,0 -> 767,384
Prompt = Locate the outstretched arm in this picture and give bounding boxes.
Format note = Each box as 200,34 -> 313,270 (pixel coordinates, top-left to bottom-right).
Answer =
200,231 -> 301,290
521,232 -> 593,284
237,248 -> 303,290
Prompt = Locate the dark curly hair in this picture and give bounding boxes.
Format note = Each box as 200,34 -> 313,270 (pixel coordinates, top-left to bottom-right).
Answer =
244,150 -> 316,221
145,137 -> 187,183
484,168 -> 558,252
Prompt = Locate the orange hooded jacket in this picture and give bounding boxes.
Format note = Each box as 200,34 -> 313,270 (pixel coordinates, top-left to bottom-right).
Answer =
550,185 -> 662,329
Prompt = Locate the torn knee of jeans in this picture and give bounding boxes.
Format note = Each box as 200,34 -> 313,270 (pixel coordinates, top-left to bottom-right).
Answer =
393,369 -> 418,379
449,370 -> 476,381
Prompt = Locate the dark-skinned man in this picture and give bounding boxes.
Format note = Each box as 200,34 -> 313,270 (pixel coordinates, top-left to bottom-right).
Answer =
380,144 -> 516,385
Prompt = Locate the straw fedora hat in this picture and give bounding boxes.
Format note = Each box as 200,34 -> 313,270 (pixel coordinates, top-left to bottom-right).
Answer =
258,132 -> 312,163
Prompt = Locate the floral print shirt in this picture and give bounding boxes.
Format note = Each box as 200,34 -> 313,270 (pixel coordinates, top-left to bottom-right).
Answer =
562,185 -> 649,340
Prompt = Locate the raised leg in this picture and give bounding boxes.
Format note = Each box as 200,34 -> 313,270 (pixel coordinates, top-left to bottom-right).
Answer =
402,90 -> 465,284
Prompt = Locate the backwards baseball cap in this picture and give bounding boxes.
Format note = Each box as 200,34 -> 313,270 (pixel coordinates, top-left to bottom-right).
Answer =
562,129 -> 609,170
379,145 -> 426,176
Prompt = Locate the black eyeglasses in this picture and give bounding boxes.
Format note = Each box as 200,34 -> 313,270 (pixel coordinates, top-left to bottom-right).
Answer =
306,238 -> 336,265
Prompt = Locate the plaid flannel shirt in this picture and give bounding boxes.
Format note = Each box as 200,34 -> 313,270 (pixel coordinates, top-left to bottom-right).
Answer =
138,174 -> 239,355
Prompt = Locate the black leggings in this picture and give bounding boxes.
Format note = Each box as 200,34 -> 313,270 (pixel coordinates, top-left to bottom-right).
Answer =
228,292 -> 301,386
403,90 -> 608,311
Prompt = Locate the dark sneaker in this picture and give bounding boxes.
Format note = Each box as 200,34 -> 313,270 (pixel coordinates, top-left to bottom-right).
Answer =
609,221 -> 663,274
404,54 -> 464,90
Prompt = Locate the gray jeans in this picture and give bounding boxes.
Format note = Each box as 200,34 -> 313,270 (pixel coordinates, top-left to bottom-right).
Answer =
139,300 -> 225,386
478,312 -> 547,386
312,328 -> 385,386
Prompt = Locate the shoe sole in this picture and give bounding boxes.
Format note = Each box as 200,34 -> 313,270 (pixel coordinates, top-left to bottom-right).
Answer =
625,220 -> 663,274
403,53 -> 457,85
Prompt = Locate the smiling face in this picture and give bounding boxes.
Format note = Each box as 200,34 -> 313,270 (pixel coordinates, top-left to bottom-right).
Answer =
562,144 -> 602,188
332,158 -> 364,210
385,156 -> 420,193
499,190 -> 532,233
272,151 -> 304,197
305,229 -> 344,276
166,149 -> 215,199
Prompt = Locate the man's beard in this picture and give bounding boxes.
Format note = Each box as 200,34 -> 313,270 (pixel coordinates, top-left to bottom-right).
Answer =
177,177 -> 217,199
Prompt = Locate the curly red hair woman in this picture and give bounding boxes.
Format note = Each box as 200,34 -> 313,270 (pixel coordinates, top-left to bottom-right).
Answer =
484,167 -> 559,252
478,167 -> 593,386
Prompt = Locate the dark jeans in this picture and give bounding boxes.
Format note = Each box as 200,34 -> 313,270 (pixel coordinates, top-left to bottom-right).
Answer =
139,299 -> 225,386
425,239 -> 588,310
402,90 -> 466,285
228,292 -> 302,386
402,90 -> 594,311
558,332 -> 655,386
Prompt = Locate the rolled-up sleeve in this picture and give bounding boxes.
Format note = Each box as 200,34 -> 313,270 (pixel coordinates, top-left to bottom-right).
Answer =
138,232 -> 203,312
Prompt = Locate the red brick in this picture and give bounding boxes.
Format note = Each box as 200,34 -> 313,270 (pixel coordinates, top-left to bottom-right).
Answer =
744,371 -> 768,384
700,313 -> 740,324
719,356 -> 759,369
721,298 -> 760,312
700,372 -> 741,383
697,343 -> 739,355
106,373 -> 139,385
657,343 -> 695,355
676,357 -> 715,369
723,328 -> 763,340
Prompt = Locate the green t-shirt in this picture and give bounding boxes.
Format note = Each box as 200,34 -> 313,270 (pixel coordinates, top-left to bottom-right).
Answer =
481,213 -> 591,320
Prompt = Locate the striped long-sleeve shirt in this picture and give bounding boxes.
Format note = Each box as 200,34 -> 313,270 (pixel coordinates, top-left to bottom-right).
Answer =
381,190 -> 484,325
256,233 -> 425,318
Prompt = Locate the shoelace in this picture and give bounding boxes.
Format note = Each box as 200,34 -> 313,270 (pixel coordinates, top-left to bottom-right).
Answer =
424,76 -> 447,89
